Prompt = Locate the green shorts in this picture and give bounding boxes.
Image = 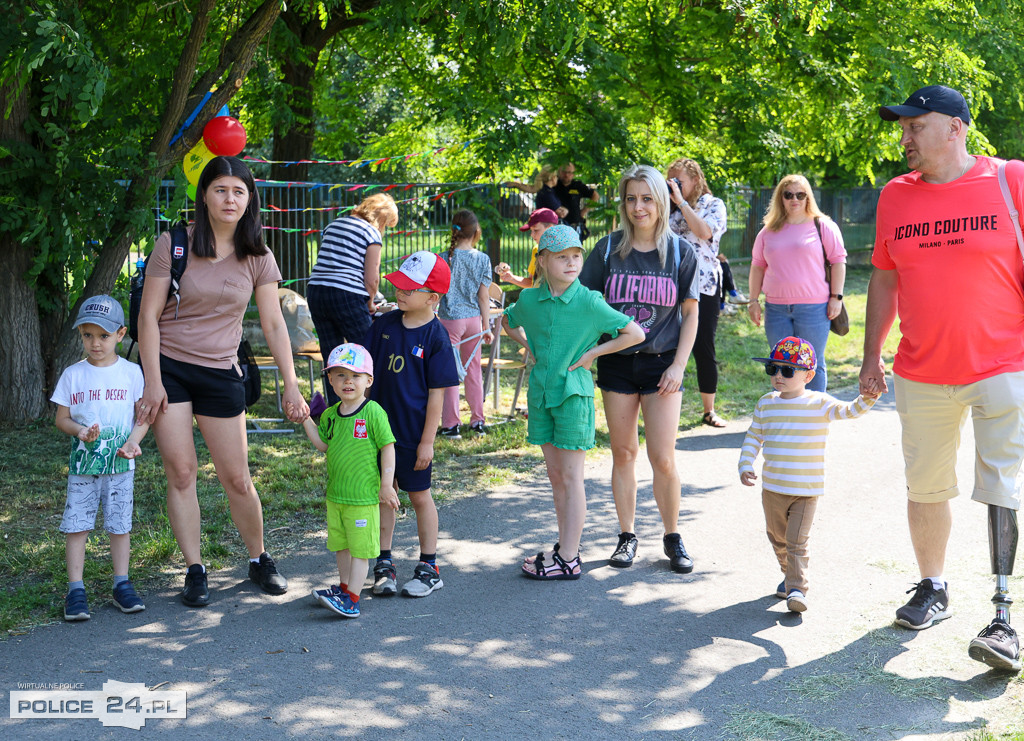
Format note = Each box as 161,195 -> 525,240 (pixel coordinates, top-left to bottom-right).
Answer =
527,393 -> 596,450
325,501 -> 381,559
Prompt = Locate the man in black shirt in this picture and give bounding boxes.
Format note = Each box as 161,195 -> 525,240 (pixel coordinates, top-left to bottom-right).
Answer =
554,162 -> 599,240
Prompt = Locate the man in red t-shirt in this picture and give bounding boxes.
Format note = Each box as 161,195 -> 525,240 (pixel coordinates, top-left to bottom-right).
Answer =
861,84 -> 1023,673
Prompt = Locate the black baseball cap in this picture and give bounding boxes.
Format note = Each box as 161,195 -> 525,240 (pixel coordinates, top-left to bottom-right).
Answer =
878,85 -> 971,124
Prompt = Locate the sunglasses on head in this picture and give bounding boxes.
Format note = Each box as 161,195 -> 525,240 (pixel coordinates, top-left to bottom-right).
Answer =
764,363 -> 800,378
783,191 -> 807,201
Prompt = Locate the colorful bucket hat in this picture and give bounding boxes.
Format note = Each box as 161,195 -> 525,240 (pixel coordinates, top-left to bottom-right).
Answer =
325,343 -> 374,376
537,224 -> 583,253
752,336 -> 816,370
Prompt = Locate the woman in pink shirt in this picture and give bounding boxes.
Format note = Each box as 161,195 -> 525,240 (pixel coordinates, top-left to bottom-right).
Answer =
747,175 -> 846,391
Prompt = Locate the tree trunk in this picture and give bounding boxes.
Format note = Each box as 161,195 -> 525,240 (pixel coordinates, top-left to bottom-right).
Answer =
0,79 -> 47,420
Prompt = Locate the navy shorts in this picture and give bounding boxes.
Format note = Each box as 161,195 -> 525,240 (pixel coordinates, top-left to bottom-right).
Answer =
159,354 -> 245,418
597,350 -> 678,396
393,444 -> 432,493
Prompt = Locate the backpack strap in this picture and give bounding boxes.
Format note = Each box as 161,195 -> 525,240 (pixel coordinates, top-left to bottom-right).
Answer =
997,160 -> 1024,263
168,223 -> 189,319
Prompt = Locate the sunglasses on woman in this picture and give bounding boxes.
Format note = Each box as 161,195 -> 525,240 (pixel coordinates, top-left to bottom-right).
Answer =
764,363 -> 800,378
783,191 -> 807,201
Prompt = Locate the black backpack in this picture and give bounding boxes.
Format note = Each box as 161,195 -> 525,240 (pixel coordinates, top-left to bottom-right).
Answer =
127,223 -> 189,358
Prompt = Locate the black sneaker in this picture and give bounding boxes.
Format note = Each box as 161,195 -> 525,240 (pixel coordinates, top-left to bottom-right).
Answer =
181,564 -> 209,607
469,421 -> 488,435
439,425 -> 461,439
249,552 -> 288,595
663,533 -> 694,573
372,560 -> 397,596
608,532 -> 638,567
968,619 -> 1022,672
894,580 -> 951,630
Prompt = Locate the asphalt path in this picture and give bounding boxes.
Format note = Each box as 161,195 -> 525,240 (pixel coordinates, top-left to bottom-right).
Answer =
2,385 -> 1022,739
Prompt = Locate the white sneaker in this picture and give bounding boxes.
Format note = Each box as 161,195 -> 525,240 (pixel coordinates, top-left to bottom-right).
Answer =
372,561 -> 397,596
787,589 -> 808,613
720,304 -> 738,316
401,562 -> 443,597
728,292 -> 749,304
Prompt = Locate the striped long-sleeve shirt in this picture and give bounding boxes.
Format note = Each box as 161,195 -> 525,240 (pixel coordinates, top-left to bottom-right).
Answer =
738,391 -> 876,497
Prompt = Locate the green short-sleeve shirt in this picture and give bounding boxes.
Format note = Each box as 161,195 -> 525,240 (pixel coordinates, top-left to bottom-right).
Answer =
504,279 -> 631,408
318,399 -> 396,505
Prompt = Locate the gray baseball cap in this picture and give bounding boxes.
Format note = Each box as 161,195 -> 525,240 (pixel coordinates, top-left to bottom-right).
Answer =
73,295 -> 125,333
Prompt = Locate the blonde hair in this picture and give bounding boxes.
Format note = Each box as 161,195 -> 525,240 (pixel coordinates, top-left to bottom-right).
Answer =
763,174 -> 826,231
666,158 -> 711,208
616,164 -> 671,266
352,193 -> 399,230
532,164 -> 557,189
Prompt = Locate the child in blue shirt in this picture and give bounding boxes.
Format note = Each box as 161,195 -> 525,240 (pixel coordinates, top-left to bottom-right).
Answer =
364,252 -> 460,598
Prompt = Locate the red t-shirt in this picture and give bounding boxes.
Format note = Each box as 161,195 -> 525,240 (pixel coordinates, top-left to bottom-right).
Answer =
873,156 -> 1024,383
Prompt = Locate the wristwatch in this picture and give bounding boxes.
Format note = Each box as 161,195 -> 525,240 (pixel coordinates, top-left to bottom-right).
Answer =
831,293 -> 843,300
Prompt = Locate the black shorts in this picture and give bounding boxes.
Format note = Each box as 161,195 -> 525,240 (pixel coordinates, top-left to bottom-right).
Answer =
393,444 -> 432,493
159,354 -> 246,418
597,350 -> 677,396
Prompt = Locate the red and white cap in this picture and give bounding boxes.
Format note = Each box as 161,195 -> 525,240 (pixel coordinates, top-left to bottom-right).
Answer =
385,250 -> 451,293
325,343 -> 374,376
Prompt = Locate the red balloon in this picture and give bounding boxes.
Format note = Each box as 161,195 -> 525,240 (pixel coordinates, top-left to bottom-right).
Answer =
203,116 -> 247,157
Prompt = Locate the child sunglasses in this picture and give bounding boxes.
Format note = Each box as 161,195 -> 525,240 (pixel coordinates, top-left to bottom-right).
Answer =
764,363 -> 800,378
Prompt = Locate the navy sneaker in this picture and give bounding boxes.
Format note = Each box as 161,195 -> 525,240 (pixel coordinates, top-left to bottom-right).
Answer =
895,581 -> 951,630
312,584 -> 343,607
64,588 -> 90,622
775,581 -> 787,599
112,581 -> 146,613
322,593 -> 360,618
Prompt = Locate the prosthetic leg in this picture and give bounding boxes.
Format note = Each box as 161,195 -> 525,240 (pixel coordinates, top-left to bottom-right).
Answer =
968,506 -> 1021,671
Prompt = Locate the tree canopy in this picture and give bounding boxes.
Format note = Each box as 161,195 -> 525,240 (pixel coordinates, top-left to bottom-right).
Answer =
2,0 -> 1023,420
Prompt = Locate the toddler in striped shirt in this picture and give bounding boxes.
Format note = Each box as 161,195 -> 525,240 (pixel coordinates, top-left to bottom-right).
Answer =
738,336 -> 878,613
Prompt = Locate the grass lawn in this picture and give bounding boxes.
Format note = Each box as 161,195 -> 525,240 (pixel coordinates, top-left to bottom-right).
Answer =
0,265 -> 897,635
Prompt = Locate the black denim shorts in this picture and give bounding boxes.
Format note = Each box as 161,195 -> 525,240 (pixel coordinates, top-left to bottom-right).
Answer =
596,350 -> 677,396
160,354 -> 245,418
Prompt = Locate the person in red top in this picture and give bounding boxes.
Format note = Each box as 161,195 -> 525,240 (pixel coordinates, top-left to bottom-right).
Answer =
861,85 -> 1024,673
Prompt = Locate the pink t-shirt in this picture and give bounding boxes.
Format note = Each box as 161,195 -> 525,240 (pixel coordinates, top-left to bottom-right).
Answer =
873,156 -> 1024,384
148,229 -> 282,369
751,219 -> 846,304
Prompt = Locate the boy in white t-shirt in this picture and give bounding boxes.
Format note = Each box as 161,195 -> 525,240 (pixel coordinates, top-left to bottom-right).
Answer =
51,296 -> 150,622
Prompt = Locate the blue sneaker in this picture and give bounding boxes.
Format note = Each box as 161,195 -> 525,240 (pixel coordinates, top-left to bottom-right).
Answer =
312,584 -> 343,607
64,588 -> 90,622
322,593 -> 360,618
112,581 -> 146,613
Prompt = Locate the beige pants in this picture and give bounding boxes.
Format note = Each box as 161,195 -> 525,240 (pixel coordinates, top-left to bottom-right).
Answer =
762,489 -> 818,594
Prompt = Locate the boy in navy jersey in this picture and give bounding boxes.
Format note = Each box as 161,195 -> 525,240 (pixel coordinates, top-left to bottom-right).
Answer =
364,252 -> 460,597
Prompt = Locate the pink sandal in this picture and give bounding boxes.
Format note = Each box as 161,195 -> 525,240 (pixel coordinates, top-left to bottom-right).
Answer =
521,548 -> 582,580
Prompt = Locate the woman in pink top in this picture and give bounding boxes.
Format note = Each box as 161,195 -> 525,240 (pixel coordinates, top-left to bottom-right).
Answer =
747,175 -> 847,391
138,156 -> 309,608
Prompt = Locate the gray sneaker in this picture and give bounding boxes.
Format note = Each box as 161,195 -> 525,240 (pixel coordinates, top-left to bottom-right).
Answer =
968,619 -> 1022,672
401,562 -> 443,597
372,560 -> 397,596
608,532 -> 638,567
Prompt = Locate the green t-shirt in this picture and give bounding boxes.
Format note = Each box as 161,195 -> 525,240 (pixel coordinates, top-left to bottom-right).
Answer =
504,279 -> 631,408
318,400 -> 396,505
